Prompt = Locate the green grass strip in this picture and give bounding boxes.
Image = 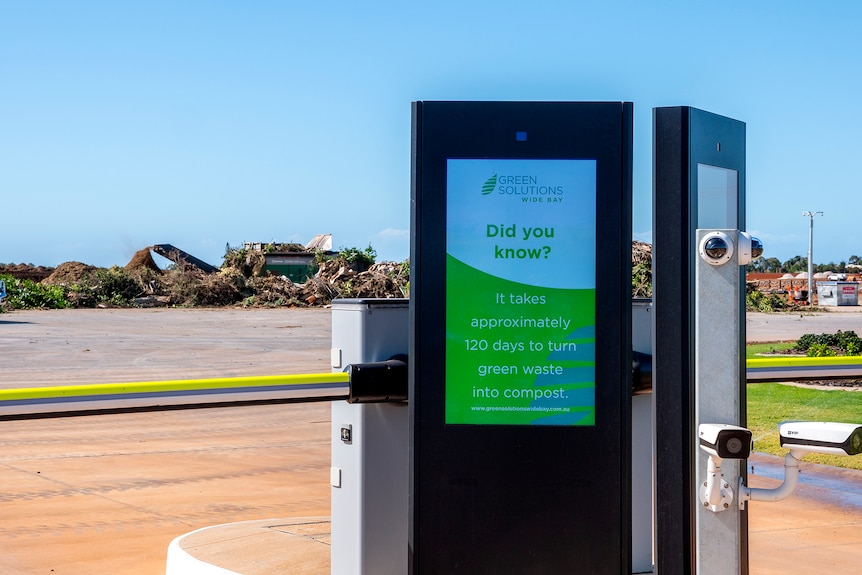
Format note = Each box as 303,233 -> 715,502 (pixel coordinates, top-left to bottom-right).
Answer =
748,382 -> 862,470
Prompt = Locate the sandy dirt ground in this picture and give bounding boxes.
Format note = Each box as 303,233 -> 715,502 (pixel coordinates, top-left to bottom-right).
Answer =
747,455 -> 862,575
0,308 -> 860,574
0,403 -> 331,575
1,308 -> 333,574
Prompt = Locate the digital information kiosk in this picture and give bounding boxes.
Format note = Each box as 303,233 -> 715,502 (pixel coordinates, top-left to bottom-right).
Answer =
410,101 -> 632,574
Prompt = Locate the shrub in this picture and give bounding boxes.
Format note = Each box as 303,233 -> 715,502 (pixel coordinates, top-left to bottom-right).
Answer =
795,333 -> 818,352
63,266 -> 143,307
745,286 -> 788,313
1,275 -> 71,309
795,330 -> 861,356
807,342 -> 836,357
339,245 -> 377,268
632,260 -> 652,298
159,266 -> 242,306
93,267 -> 142,304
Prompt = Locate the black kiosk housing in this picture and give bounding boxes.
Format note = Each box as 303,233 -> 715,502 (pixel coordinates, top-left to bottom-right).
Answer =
410,101 -> 633,574
653,106 -> 748,575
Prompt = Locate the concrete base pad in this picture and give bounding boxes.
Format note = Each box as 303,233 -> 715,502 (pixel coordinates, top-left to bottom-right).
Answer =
167,517 -> 330,575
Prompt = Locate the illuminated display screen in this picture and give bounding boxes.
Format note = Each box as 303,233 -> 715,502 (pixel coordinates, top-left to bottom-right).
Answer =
445,158 -> 597,425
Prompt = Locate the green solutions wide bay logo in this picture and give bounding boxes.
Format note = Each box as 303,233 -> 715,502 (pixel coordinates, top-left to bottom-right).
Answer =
481,174 -> 498,195
479,172 -> 564,204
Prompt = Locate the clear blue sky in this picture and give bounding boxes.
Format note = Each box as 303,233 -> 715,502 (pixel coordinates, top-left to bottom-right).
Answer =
2,1 -> 860,269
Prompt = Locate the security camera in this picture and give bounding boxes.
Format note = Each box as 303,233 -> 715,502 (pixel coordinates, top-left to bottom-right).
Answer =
737,232 -> 764,265
698,423 -> 752,513
751,237 -> 764,260
698,231 -> 734,266
699,423 -> 752,460
779,421 -> 862,456
740,421 -> 862,509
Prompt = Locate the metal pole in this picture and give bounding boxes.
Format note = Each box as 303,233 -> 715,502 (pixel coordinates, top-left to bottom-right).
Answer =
808,216 -> 814,305
802,211 -> 823,306
695,229 -> 745,575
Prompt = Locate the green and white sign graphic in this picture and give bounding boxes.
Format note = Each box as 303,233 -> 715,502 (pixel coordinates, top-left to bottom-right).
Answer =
446,159 -> 597,426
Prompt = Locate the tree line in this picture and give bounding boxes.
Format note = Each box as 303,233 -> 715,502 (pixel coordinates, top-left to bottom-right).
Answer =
746,255 -> 862,274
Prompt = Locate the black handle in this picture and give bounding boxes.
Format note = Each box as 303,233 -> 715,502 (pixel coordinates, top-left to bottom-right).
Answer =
347,355 -> 408,403
632,351 -> 652,394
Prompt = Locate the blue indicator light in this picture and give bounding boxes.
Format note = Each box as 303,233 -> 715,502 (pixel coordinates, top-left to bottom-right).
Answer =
516,131 -> 527,141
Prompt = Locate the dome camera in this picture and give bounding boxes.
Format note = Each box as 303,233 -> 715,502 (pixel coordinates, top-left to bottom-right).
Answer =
751,236 -> 764,260
698,231 -> 734,266
704,237 -> 728,258
738,232 -> 764,265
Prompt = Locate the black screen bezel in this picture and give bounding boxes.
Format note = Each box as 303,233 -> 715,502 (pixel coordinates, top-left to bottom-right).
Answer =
410,101 -> 632,574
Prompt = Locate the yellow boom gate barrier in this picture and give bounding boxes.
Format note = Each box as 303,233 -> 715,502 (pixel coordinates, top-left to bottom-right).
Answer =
746,356 -> 862,383
2,357 -> 860,419
0,372 -> 350,419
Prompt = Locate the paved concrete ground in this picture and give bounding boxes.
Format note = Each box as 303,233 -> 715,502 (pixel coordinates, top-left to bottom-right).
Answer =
0,308 -> 332,388
0,308 -> 860,574
747,306 -> 862,343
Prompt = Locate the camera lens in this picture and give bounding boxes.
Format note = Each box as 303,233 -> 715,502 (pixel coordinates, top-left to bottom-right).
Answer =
850,429 -> 862,456
751,237 -> 764,260
704,237 -> 728,259
725,437 -> 743,455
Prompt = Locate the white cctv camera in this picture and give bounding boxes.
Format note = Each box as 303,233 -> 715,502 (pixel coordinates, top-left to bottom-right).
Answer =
698,424 -> 752,513
779,421 -> 862,457
740,421 -> 862,509
698,231 -> 734,266
737,232 -> 764,265
699,423 -> 752,460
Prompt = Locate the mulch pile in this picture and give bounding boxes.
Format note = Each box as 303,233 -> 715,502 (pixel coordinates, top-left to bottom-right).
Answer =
0,263 -> 54,282
797,379 -> 862,388
43,262 -> 97,285
6,241 -> 652,308
234,260 -> 408,307
632,241 -> 652,299
115,248 -> 409,307
124,248 -> 161,274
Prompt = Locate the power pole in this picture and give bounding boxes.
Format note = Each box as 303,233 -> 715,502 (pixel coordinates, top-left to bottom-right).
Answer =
802,211 -> 823,305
